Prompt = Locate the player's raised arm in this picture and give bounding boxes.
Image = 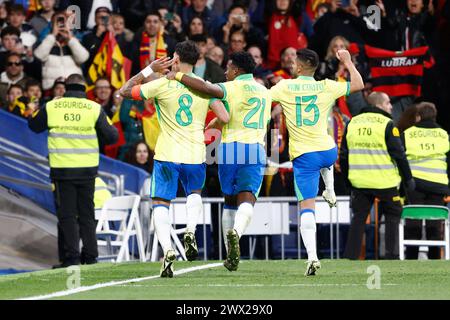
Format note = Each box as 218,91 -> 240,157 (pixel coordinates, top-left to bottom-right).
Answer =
167,72 -> 224,99
336,49 -> 364,94
119,57 -> 174,99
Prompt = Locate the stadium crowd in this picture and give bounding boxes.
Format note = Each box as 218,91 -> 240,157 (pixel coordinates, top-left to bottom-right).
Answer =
0,0 -> 449,259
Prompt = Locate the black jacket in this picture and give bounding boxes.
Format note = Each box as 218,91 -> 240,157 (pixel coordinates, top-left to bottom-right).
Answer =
28,89 -> 118,180
340,106 -> 413,188
195,58 -> 226,84
401,120 -> 450,195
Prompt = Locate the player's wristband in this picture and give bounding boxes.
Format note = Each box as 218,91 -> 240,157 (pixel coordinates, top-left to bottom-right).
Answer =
175,72 -> 184,82
141,65 -> 154,78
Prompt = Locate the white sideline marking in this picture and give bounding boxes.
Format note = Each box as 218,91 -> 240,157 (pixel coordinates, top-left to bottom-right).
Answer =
17,263 -> 223,300
118,283 -> 399,288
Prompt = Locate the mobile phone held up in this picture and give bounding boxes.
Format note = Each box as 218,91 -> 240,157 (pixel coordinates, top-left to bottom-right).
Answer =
101,15 -> 110,26
57,16 -> 65,28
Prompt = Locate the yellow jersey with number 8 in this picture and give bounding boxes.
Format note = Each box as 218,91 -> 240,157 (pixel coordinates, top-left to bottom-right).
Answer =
139,75 -> 210,164
218,74 -> 272,145
270,76 -> 350,160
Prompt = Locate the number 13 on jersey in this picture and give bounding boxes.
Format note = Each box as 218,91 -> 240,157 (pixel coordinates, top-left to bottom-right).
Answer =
296,95 -> 319,127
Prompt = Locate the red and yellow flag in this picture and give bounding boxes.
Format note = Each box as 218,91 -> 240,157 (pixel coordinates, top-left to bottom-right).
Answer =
86,31 -> 129,97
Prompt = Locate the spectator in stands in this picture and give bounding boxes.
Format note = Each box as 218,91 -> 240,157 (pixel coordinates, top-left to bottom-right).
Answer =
94,77 -> 114,118
188,16 -> 205,38
117,98 -> 145,161
377,0 -> 436,51
266,0 -> 312,70
191,34 -> 226,83
0,25 -> 41,81
309,0 -> 367,59
211,0 -> 258,17
7,4 -> 36,36
0,1 -> 7,30
158,7 -> 185,43
30,0 -> 57,38
43,77 -> 66,103
401,102 -> 449,259
0,52 -> 30,87
267,46 -> 296,86
82,7 -> 114,66
206,35 -> 216,51
131,11 -> 176,75
227,28 -> 247,56
0,51 -> 29,108
181,0 -> 219,35
5,84 -> 23,111
217,3 -> 265,50
247,45 -> 271,79
125,140 -> 154,174
0,26 -> 21,73
316,35 -> 349,80
111,13 -> 134,58
24,79 -> 43,107
84,0 -> 115,30
34,11 -> 89,91
206,45 -> 225,67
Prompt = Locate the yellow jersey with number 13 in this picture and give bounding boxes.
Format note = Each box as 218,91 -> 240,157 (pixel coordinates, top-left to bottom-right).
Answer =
218,74 -> 272,145
270,76 -> 350,160
139,75 -> 210,164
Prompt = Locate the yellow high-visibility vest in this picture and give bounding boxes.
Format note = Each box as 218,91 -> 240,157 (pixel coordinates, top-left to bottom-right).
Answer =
347,112 -> 401,189
46,97 -> 101,168
404,126 -> 449,185
94,177 -> 112,209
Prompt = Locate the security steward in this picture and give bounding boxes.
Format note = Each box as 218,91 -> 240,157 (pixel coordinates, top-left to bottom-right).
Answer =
28,74 -> 118,267
340,91 -> 415,259
402,102 -> 450,259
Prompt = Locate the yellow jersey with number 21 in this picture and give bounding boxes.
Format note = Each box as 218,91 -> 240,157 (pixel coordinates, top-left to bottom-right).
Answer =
270,76 -> 350,160
218,74 -> 272,145
139,75 -> 210,164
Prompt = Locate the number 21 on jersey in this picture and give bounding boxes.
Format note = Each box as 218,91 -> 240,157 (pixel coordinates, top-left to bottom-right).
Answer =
243,97 -> 266,129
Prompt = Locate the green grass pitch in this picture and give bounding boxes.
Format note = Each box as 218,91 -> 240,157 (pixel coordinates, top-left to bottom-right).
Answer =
1,260 -> 450,300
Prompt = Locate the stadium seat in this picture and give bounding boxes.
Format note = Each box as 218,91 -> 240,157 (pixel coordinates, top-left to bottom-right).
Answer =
95,195 -> 146,263
399,205 -> 450,260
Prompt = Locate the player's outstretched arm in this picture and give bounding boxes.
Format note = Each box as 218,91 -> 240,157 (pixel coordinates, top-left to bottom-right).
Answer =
336,50 -> 364,94
167,72 -> 224,99
120,57 -> 174,98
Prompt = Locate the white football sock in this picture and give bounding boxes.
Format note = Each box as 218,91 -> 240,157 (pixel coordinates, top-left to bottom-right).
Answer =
233,202 -> 254,238
320,166 -> 334,191
186,193 -> 203,234
300,209 -> 318,261
153,205 -> 173,255
222,207 -> 237,252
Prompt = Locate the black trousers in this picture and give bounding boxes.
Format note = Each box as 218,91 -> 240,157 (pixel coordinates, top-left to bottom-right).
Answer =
405,189 -> 445,259
53,178 -> 97,264
344,187 -> 402,260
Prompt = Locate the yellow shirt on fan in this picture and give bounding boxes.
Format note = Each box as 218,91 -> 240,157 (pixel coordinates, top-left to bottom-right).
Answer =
138,74 -> 210,164
270,76 -> 350,160
217,74 -> 272,145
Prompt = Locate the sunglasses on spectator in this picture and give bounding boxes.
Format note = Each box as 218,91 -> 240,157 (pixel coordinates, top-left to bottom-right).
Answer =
7,61 -> 22,66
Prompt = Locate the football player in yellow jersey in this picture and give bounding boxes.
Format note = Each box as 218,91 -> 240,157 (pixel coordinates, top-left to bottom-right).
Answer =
167,52 -> 271,272
270,49 -> 364,276
120,41 -> 229,277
